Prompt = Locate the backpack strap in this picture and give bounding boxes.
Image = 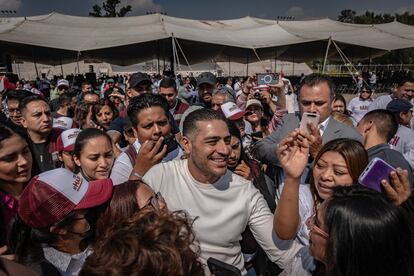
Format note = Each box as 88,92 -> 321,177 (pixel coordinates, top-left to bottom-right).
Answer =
125,145 -> 137,168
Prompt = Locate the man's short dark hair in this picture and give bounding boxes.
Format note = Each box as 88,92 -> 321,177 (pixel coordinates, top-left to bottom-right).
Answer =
127,93 -> 170,127
361,109 -> 398,142
396,76 -> 414,87
183,108 -> 226,140
298,74 -> 335,100
159,77 -> 177,91
58,95 -> 72,108
19,95 -> 48,112
81,81 -> 91,88
5,89 -> 32,102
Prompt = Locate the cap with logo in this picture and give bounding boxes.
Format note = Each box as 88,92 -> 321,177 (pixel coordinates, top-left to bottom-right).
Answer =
18,168 -> 113,228
386,98 -> 413,113
129,72 -> 152,88
57,79 -> 69,88
221,102 -> 245,121
53,117 -> 74,130
197,72 -> 216,87
57,128 -> 81,152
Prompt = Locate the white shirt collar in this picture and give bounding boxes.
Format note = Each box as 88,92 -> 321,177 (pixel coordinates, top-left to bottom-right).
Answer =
318,116 -> 330,136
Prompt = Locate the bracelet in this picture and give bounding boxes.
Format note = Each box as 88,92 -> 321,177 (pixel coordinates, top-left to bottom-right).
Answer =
131,171 -> 143,180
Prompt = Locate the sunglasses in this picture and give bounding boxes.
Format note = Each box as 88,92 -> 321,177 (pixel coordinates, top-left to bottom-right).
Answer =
143,192 -> 164,210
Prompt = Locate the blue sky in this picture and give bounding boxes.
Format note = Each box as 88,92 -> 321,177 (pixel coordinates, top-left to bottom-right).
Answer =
1,0 -> 414,20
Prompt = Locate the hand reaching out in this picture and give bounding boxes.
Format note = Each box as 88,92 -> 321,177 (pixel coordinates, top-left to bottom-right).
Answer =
277,129 -> 310,179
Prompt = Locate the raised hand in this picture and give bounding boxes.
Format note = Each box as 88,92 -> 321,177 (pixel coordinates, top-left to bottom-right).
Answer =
381,168 -> 412,205
234,160 -> 253,180
277,129 -> 310,179
299,123 -> 322,159
132,138 -> 167,176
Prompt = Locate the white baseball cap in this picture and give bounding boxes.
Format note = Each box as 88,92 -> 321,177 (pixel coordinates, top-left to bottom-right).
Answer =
220,102 -> 245,121
53,117 -> 74,130
57,79 -> 69,87
57,128 -> 81,152
18,168 -> 113,228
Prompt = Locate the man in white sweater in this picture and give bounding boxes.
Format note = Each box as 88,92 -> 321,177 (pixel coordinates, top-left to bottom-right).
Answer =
140,109 -> 303,275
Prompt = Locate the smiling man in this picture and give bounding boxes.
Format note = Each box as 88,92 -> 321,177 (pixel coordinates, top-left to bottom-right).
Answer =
142,108 -> 303,275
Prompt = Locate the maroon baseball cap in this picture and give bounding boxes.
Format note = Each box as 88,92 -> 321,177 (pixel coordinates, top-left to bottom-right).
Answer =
18,168 -> 113,228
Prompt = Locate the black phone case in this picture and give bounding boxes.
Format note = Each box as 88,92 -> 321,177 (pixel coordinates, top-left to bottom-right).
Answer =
207,258 -> 242,276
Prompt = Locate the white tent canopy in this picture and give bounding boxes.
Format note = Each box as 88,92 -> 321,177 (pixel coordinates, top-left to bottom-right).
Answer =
0,13 -> 413,65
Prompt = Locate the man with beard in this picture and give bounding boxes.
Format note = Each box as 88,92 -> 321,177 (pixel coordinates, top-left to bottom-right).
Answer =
141,109 -> 303,275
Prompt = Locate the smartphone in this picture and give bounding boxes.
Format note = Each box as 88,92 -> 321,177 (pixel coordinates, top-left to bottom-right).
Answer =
358,157 -> 395,192
207,258 -> 242,276
256,73 -> 279,86
157,134 -> 178,155
251,131 -> 263,139
299,112 -> 320,134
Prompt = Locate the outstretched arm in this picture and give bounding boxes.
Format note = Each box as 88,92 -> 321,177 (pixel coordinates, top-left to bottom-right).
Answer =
273,130 -> 310,240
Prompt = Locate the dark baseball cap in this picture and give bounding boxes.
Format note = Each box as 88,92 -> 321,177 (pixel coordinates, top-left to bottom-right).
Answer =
197,72 -> 216,87
386,98 -> 413,113
129,72 -> 152,88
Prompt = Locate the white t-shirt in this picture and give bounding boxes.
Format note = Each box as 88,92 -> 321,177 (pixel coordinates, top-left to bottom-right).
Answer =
110,139 -> 183,185
347,97 -> 372,122
368,94 -> 392,111
389,125 -> 414,170
143,159 -> 303,275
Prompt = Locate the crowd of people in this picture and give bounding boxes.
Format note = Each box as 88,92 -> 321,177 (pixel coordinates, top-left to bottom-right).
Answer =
0,70 -> 413,276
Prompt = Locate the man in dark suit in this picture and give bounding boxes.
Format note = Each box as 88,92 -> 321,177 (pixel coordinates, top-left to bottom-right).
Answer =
255,74 -> 362,186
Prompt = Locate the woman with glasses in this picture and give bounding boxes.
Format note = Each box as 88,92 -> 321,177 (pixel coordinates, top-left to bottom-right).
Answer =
275,135 -> 411,275
7,168 -> 113,276
275,137 -> 367,274
347,85 -> 373,123
308,186 -> 414,276
96,180 -> 166,239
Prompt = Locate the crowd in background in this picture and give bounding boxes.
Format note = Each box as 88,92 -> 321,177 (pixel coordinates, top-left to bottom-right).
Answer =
0,69 -> 413,276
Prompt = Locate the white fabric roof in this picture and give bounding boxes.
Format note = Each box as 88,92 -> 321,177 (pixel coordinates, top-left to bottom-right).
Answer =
0,13 -> 413,65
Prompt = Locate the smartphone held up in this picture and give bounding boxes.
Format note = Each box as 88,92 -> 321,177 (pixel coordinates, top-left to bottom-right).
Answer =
299,112 -> 320,134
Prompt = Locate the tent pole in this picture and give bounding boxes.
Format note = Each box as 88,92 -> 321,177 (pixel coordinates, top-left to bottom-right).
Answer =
33,50 -> 39,79
246,50 -> 249,76
228,56 -> 231,76
274,48 -> 278,73
76,51 -> 81,75
60,57 -> 64,76
322,37 -> 332,74
170,35 -> 176,75
156,40 -> 160,75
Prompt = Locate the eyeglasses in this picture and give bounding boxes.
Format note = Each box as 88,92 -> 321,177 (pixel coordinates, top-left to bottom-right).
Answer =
143,192 -> 165,210
306,214 -> 329,239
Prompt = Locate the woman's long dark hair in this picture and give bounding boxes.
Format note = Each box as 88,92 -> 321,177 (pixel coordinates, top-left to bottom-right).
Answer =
324,186 -> 414,276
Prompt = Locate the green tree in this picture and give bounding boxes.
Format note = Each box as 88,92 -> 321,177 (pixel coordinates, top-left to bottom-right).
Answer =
338,9 -> 356,23
89,0 -> 132,17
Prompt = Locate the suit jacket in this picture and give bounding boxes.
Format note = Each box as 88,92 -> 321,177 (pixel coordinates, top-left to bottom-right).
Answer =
255,113 -> 363,166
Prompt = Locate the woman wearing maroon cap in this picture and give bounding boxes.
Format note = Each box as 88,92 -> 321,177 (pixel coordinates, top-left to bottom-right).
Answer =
8,168 -> 113,276
0,123 -> 32,248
